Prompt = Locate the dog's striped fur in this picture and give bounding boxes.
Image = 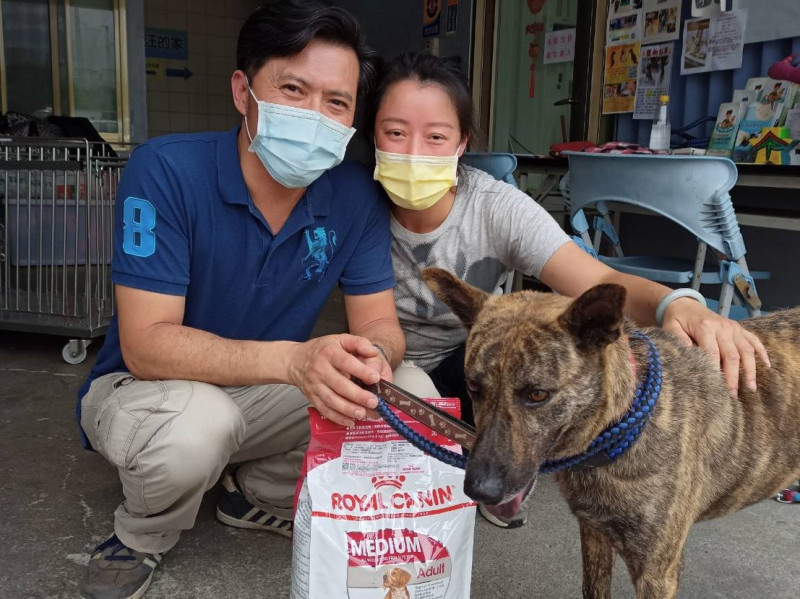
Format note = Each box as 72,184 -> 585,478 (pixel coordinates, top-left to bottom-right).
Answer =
424,267 -> 800,599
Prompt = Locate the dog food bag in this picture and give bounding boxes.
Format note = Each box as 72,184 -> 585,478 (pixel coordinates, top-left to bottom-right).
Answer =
291,399 -> 475,599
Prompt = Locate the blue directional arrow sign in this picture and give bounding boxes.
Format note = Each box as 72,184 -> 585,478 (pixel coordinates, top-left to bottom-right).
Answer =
166,67 -> 193,80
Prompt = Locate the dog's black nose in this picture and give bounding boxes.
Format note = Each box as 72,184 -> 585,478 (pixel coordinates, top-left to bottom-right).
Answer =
464,467 -> 506,504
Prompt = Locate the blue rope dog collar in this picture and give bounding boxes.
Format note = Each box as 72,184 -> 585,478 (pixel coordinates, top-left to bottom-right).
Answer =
539,330 -> 662,473
375,330 -> 661,473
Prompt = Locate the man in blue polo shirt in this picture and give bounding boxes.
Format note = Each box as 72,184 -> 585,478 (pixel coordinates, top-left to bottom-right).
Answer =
77,2 -> 405,597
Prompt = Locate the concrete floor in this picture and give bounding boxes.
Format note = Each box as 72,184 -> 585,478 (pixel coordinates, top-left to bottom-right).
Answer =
1,291 -> 798,598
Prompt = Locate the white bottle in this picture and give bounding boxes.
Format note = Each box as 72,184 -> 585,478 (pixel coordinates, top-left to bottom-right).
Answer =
649,94 -> 671,152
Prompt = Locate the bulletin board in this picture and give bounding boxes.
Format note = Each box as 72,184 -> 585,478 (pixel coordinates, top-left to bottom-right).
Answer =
611,0 -> 800,147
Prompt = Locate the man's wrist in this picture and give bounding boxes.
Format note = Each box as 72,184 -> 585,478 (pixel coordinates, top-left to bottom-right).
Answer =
372,342 -> 390,364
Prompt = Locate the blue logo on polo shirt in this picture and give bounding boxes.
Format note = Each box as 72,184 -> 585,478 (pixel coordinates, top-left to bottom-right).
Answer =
122,197 -> 156,257
301,226 -> 337,281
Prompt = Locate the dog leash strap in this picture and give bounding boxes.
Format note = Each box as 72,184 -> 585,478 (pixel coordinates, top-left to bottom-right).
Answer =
360,379 -> 477,450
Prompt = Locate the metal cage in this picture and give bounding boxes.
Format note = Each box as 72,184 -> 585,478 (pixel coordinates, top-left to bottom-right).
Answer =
0,137 -> 128,363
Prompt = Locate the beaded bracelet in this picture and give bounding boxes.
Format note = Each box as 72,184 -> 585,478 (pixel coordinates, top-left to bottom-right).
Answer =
655,288 -> 708,326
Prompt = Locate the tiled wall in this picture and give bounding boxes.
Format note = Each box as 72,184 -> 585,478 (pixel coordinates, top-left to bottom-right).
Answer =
144,0 -> 261,139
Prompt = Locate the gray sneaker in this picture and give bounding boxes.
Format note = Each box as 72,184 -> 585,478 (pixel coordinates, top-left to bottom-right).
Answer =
82,534 -> 164,599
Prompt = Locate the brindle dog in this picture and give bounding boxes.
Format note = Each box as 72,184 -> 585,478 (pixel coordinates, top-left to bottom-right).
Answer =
422,267 -> 800,599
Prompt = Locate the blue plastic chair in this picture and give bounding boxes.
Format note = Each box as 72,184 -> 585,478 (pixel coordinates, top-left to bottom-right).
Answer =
560,152 -> 766,319
461,152 -> 518,186
461,152 -> 518,294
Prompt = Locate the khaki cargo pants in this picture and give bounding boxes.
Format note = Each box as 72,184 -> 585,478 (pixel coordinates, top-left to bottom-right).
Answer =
80,373 -> 311,554
80,364 -> 439,555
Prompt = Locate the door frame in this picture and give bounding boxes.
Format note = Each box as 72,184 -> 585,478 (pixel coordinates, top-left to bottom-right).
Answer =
471,0 -> 497,150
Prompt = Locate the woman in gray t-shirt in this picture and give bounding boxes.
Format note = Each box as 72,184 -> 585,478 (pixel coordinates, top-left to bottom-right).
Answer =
364,52 -> 768,425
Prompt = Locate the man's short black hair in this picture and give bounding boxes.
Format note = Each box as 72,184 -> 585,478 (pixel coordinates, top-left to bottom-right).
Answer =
237,0 -> 376,98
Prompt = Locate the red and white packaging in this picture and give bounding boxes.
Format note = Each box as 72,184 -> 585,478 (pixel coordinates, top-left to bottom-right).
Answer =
290,399 -> 475,599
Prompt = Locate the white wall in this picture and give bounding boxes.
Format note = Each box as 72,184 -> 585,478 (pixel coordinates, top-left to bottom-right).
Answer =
143,0 -> 261,138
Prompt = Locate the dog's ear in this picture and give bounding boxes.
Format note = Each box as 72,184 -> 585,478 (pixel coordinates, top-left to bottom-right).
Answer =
422,267 -> 488,330
558,284 -> 626,350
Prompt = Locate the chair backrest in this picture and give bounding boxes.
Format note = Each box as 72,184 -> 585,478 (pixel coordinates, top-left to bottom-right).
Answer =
460,152 -> 519,294
563,152 -> 745,260
461,152 -> 518,187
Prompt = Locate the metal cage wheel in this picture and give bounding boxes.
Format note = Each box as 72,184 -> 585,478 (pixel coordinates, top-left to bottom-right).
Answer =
62,340 -> 89,364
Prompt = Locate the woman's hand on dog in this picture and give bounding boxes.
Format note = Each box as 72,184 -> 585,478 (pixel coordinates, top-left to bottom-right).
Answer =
535,244 -> 769,397
661,297 -> 770,397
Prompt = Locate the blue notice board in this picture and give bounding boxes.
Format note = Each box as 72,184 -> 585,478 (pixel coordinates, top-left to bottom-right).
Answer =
145,28 -> 189,60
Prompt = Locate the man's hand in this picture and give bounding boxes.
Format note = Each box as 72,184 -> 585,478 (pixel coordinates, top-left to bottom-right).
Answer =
286,334 -> 384,427
661,297 -> 770,397
364,344 -> 393,381
358,344 -> 393,420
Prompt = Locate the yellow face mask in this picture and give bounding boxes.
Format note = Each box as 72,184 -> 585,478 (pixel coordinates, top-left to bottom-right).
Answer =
373,147 -> 461,211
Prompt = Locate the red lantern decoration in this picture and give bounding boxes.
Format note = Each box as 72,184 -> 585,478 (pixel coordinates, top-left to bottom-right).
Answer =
527,0 -> 547,14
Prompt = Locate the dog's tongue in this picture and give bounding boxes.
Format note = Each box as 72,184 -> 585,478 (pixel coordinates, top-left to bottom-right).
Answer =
482,493 -> 525,522
481,474 -> 538,524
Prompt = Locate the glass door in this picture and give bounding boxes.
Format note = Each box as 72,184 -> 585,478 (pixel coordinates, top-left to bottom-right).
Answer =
67,0 -> 124,137
491,0 -> 580,155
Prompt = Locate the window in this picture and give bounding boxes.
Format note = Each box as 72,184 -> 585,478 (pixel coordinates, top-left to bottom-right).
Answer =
0,0 -> 130,143
1,0 -> 55,118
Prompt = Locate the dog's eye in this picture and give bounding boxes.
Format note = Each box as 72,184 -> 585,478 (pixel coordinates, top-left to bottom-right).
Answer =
465,378 -> 480,396
526,389 -> 550,404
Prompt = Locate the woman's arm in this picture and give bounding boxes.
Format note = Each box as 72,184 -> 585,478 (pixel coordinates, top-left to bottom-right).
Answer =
538,242 -> 769,396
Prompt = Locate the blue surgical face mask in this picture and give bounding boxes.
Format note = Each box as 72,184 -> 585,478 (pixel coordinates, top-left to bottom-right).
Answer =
245,86 -> 356,188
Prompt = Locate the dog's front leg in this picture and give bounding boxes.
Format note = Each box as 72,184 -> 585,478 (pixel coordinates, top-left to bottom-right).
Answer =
631,558 -> 682,599
626,532 -> 688,599
579,519 -> 613,599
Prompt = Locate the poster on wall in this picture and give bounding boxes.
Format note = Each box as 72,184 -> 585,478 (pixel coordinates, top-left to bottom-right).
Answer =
544,28 -> 576,64
680,10 -> 746,75
603,42 -> 640,113
733,0 -> 799,44
423,0 -> 442,37
633,43 -> 673,119
445,0 -> 458,36
609,0 -> 643,15
691,0 -> 726,17
641,0 -> 681,44
607,10 -> 642,45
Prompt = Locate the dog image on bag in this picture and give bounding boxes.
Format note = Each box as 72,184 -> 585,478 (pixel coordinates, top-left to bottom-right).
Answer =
423,267 -> 800,599
382,566 -> 412,599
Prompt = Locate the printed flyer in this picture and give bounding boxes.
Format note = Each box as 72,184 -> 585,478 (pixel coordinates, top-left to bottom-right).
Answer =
691,0 -> 726,17
609,0 -> 643,15
544,28 -> 576,64
633,43 -> 673,119
642,0 -> 681,44
681,10 -> 746,75
603,42 -> 640,114
607,10 -> 643,45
